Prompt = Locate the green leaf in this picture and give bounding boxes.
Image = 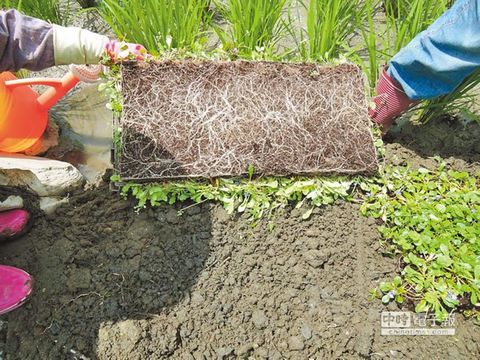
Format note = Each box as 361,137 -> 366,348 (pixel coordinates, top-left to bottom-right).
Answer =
415,300 -> 429,313
436,254 -> 452,268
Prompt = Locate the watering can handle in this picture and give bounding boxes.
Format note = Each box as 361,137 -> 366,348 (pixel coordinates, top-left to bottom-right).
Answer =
5,72 -> 80,110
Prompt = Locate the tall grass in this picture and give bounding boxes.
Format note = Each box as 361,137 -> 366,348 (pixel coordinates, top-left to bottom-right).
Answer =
0,0 -> 71,25
213,0 -> 288,57
383,0 -> 450,57
99,0 -> 213,55
352,0 -> 381,91
418,69 -> 480,123
295,0 -> 367,61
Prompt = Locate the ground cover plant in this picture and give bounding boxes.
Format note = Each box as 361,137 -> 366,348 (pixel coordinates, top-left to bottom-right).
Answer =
362,162 -> 480,321
116,174 -> 355,224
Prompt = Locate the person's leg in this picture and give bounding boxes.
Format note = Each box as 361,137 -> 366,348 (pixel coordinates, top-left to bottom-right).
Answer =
371,0 -> 480,131
0,265 -> 32,315
389,0 -> 480,100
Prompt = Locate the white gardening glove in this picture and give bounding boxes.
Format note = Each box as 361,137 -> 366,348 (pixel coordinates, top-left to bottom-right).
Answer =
53,25 -> 149,65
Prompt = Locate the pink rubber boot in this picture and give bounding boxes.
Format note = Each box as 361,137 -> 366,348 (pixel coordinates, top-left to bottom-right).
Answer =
0,265 -> 32,315
369,68 -> 419,134
0,209 -> 31,242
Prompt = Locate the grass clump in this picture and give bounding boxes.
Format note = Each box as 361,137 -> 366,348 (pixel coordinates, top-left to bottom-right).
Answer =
295,0 -> 367,61
98,0 -> 213,55
213,0 -> 288,57
362,162 -> 480,321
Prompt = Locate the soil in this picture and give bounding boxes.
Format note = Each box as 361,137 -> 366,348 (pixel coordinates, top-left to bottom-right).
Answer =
0,116 -> 479,360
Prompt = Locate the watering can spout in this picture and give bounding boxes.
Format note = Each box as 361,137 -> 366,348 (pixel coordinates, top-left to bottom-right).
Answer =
0,66 -> 101,153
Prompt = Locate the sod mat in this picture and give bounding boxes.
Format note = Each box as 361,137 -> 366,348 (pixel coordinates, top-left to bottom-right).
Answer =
117,61 -> 378,180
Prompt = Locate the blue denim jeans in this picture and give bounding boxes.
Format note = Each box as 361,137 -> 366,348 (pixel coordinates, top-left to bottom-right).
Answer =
388,0 -> 480,100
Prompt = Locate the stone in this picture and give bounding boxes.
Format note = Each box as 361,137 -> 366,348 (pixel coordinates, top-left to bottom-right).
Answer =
39,197 -> 69,215
117,320 -> 142,348
288,336 -> 305,351
0,154 -> 84,197
191,293 -> 204,305
166,207 -> 180,224
252,310 -> 268,329
300,323 -> 312,340
236,344 -> 253,356
67,268 -> 92,292
0,195 -> 23,211
304,249 -> 329,268
216,346 -> 234,358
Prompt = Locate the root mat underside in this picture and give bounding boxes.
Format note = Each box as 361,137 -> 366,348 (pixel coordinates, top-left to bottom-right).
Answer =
119,61 -> 378,180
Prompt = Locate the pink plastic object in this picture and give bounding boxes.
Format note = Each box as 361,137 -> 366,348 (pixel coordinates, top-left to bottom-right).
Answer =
0,209 -> 31,242
0,65 -> 101,153
0,265 -> 33,315
369,68 -> 418,133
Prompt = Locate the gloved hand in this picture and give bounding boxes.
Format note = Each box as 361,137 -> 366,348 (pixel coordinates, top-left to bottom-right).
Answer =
52,25 -> 149,65
368,67 -> 418,134
104,40 -> 149,61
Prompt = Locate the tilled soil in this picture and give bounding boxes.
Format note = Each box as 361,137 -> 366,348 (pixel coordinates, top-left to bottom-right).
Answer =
0,117 -> 479,359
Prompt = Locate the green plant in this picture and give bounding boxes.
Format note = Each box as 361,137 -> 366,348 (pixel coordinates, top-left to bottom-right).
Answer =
213,0 -> 288,57
0,0 -> 71,25
349,0 -> 381,91
379,276 -> 408,304
114,175 -> 357,224
98,0 -> 213,55
417,69 -> 480,124
295,0 -> 367,61
383,0 -> 449,57
361,162 -> 480,321
353,0 -> 450,92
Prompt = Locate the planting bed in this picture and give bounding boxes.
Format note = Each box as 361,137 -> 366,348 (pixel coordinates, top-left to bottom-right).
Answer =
118,61 -> 378,180
0,118 -> 479,359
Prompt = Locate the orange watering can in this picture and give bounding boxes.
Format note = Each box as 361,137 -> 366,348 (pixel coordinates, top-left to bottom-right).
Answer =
0,65 -> 101,153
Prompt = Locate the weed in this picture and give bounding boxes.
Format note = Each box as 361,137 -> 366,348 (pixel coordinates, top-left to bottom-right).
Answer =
115,175 -> 357,224
361,162 -> 480,321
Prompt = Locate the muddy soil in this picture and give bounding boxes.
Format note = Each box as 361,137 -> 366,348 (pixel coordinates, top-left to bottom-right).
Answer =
0,117 -> 479,360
